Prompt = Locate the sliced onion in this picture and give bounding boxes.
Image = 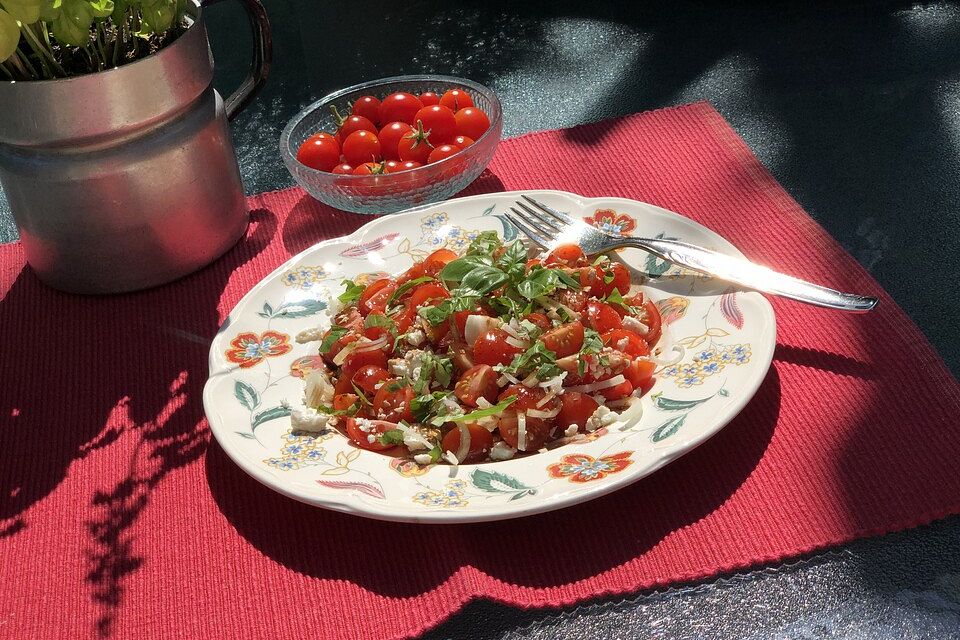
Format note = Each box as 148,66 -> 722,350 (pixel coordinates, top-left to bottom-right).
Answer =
517,412 -> 527,451
331,341 -> 359,366
535,391 -> 556,407
476,397 -> 493,409
455,423 -> 471,463
527,406 -> 560,419
464,315 -> 501,345
500,321 -> 522,339
505,336 -> 528,349
521,372 -> 539,387
567,374 -> 627,394
606,398 -> 634,410
497,372 -> 521,386
443,450 -> 460,465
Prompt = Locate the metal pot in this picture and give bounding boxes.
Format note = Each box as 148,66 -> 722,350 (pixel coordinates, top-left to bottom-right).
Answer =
0,0 -> 271,294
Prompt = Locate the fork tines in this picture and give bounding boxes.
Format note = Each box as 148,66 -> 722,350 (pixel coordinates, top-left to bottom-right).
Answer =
505,195 -> 577,248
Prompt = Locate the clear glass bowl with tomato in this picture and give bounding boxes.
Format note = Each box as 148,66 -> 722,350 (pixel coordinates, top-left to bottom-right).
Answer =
280,75 -> 502,215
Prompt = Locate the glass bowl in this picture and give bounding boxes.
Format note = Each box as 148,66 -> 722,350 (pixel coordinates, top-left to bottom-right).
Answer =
280,75 -> 502,215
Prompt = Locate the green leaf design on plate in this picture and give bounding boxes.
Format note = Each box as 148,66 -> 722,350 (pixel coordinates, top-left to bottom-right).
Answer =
509,489 -> 537,500
257,302 -> 274,318
234,380 -> 259,410
651,393 -> 709,411
644,232 -> 676,277
271,298 -> 328,319
492,214 -> 519,242
718,388 -> 730,397
235,431 -> 257,439
252,405 -> 292,429
471,468 -> 529,493
651,414 -> 686,442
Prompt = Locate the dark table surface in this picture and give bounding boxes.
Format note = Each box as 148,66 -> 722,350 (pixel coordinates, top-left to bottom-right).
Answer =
4,1 -> 960,637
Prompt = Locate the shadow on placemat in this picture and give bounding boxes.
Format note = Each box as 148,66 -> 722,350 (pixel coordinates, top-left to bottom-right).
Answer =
204,366 -> 779,597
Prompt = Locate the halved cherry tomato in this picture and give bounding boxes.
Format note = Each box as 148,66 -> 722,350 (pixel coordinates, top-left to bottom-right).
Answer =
449,341 -> 474,375
623,358 -> 656,390
454,364 -> 498,407
557,288 -> 588,312
332,393 -> 358,411
472,328 -> 524,367
608,262 -> 631,295
641,300 -> 662,346
341,346 -> 388,379
454,107 -> 491,140
601,328 -> 650,357
523,312 -> 551,333
389,304 -> 415,333
497,385 -> 561,450
439,88 -> 474,112
379,92 -> 423,125
345,417 -> 400,451
408,282 -> 450,309
451,309 -> 489,338
556,391 -> 600,433
398,247 -> 456,284
341,130 -> 382,166
373,380 -> 414,422
351,96 -> 381,125
545,244 -> 587,267
540,321 -> 584,358
599,377 -> 633,400
334,307 -> 364,331
419,91 -> 440,106
441,423 -> 494,463
585,300 -> 623,333
351,364 -> 390,395
358,278 -> 397,315
321,331 -> 359,365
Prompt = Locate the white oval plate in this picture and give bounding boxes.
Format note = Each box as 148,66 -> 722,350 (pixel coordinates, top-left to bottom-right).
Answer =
204,190 -> 775,523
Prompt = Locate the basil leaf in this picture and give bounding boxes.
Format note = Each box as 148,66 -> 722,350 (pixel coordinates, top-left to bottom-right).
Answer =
440,255 -> 493,283
500,341 -> 558,376
385,276 -> 434,307
318,326 -> 348,354
495,240 -> 528,280
466,230 -> 502,256
364,312 -> 397,336
603,271 -> 615,284
555,269 -> 581,289
379,429 -> 405,445
313,403 -> 357,416
418,294 -> 480,325
430,396 -> 517,427
605,289 -> 641,314
581,328 -> 604,354
338,279 -> 365,304
411,391 -> 452,422
461,265 -> 508,294
428,445 -> 443,463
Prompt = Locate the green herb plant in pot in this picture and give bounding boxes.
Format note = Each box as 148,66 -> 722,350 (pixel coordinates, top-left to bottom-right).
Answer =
0,0 -> 271,293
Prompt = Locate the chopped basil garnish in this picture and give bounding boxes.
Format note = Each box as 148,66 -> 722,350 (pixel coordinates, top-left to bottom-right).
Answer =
318,326 -> 348,354
385,276 -> 434,307
364,312 -> 397,336
378,429 -> 405,445
338,279 -> 365,304
430,396 -> 517,427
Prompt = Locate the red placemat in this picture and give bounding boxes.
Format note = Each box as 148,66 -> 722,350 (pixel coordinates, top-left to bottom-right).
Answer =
3,102 -> 960,639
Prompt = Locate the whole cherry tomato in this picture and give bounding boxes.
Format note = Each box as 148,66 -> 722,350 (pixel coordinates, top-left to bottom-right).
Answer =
439,88 -> 474,112
397,122 -> 434,164
351,95 -> 381,125
377,121 -> 413,161
427,143 -> 461,164
337,114 -> 378,140
352,161 -> 385,175
452,135 -> 475,148
454,107 -> 490,140
332,162 -> 354,174
296,134 -> 340,172
419,91 -> 441,106
413,104 -> 457,145
386,160 -> 422,173
379,92 -> 423,125
341,130 -> 382,165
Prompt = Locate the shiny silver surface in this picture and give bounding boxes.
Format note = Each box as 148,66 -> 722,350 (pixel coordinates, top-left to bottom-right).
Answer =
508,195 -> 879,313
0,0 -> 270,294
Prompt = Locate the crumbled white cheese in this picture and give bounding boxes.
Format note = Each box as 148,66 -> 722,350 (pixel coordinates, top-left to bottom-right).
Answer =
405,329 -> 425,346
622,316 -> 649,335
295,326 -> 325,344
397,422 -> 433,451
366,434 -> 376,443
413,453 -> 434,465
290,407 -> 330,432
388,358 -> 407,377
585,405 -> 618,432
443,450 -> 460,465
564,424 -> 579,437
389,349 -> 427,378
489,441 -> 517,461
303,370 -> 334,408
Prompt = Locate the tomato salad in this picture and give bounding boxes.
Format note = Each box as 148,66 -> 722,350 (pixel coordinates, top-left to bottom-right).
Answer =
293,233 -> 664,465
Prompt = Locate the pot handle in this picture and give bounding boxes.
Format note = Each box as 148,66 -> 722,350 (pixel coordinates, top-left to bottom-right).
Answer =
201,0 -> 272,121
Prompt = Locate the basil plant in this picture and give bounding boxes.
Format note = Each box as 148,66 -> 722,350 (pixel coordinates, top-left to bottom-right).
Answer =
0,0 -> 185,79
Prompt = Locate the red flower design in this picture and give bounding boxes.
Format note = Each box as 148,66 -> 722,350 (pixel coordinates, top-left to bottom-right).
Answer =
225,331 -> 292,368
289,355 -> 326,379
583,209 -> 637,237
547,451 -> 633,483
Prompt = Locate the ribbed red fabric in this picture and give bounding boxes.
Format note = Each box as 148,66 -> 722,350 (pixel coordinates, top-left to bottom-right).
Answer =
2,102 -> 959,640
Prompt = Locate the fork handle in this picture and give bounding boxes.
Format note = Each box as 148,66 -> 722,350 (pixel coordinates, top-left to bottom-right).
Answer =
623,238 -> 878,313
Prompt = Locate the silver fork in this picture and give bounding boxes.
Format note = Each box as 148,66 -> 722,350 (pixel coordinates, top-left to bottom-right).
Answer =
505,195 -> 878,313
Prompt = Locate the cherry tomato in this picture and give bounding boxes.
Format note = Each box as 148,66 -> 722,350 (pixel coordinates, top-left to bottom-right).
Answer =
497,385 -> 561,450
408,282 -> 450,309
399,248 -> 457,283
557,288 -> 588,312
601,328 -> 650,357
352,161 -> 385,175
540,321 -> 584,358
585,300 -> 623,333
413,104 -> 457,145
608,262 -> 631,295
545,244 -> 587,267
452,135 -> 475,148
599,377 -> 633,401
419,91 -> 440,106
556,392 -> 600,433
351,95 -> 381,125
454,107 -> 490,140
296,134 -> 340,172
373,380 -> 414,422
335,306 -> 364,330
472,328 -> 524,367
641,300 -> 662,346
341,347 -> 388,379
358,278 -> 397,315
332,162 -> 354,175
523,312 -> 552,333
379,92 -> 423,125
321,331 -> 359,365
341,130 -> 382,166
448,341 -> 474,375
385,160 -> 421,173
427,143 -> 461,164
351,364 -> 390,396
454,364 -> 499,407
623,358 -> 656,390
389,304 -> 415,333
332,393 -> 358,411
439,88 -> 474,112
441,423 -> 494,463
377,121 -> 412,161
425,319 -> 451,345
345,417 -> 399,451
576,265 -> 609,297
337,114 -> 378,140
397,122 -> 434,164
